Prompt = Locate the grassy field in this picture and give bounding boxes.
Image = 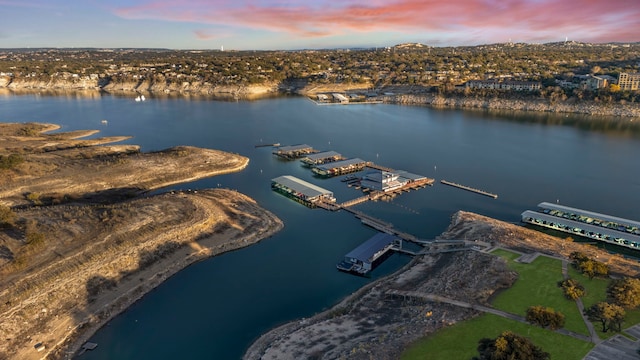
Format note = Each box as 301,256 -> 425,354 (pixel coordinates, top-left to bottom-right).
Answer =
491,250 -> 589,335
566,265 -> 640,339
401,313 -> 593,359
401,249 -> 595,360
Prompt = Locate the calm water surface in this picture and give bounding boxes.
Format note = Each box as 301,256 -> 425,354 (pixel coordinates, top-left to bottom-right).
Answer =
1,93 -> 640,359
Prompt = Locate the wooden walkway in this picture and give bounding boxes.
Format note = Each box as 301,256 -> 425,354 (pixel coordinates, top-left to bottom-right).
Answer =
440,179 -> 498,199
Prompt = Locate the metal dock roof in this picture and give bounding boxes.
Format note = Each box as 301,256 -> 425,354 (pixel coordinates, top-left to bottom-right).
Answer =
271,175 -> 333,198
522,210 -> 640,244
315,158 -> 366,171
345,233 -> 397,262
538,202 -> 640,229
275,144 -> 313,152
304,150 -> 342,161
396,170 -> 427,181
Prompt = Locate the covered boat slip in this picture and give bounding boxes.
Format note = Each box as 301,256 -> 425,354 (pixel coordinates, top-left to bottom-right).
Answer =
271,175 -> 336,204
312,158 -> 370,177
300,151 -> 345,166
521,210 -> 640,249
273,144 -> 317,159
538,202 -> 640,235
337,233 -> 399,275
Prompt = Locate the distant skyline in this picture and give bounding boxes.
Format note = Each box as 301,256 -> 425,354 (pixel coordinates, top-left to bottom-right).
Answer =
1,0 -> 639,50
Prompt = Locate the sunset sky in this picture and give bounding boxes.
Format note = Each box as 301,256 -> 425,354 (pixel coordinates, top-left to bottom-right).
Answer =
2,0 -> 638,50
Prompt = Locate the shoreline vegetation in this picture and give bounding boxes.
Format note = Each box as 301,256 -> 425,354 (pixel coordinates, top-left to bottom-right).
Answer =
2,84 -> 639,118
1,42 -> 639,118
0,123 -> 283,359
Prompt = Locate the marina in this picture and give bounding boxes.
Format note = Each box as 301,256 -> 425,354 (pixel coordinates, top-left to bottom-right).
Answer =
8,94 -> 639,360
440,179 -> 498,199
521,202 -> 640,250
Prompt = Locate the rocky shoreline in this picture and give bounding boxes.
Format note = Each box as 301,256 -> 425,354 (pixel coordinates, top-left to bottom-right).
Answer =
2,78 -> 638,118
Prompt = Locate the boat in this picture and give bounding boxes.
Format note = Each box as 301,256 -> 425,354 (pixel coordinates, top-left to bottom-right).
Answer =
101,119 -> 108,124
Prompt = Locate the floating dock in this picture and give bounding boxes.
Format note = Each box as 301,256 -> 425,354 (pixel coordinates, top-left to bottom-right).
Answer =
271,175 -> 336,207
255,142 -> 280,148
312,158 -> 370,177
336,233 -> 399,276
273,144 -> 317,160
440,179 -> 497,199
300,150 -> 345,166
522,202 -> 640,250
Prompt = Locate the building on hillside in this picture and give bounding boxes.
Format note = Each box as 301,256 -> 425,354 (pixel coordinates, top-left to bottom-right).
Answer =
618,72 -> 640,91
465,80 -> 541,91
584,75 -> 610,90
332,93 -> 349,103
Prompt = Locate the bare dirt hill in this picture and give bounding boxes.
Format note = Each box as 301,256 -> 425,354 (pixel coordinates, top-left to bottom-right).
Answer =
0,122 -> 283,359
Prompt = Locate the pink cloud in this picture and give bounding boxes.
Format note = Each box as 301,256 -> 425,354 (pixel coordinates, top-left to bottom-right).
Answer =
113,0 -> 640,43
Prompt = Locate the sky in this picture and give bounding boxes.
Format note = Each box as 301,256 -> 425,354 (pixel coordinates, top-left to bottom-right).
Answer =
1,0 -> 638,50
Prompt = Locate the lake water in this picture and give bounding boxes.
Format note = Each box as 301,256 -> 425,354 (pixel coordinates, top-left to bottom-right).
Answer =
1,93 -> 640,359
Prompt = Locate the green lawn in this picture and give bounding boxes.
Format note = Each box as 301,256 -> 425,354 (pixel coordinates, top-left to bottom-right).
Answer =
567,266 -> 609,309
401,250 -> 640,360
565,264 -> 640,339
491,253 -> 589,335
401,313 -> 593,360
491,248 -> 521,261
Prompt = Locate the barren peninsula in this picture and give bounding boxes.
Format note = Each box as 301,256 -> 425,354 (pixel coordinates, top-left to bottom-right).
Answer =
0,123 -> 283,359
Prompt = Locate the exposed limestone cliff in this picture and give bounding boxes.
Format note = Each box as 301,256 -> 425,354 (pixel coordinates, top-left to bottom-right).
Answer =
2,75 -> 279,97
386,94 -> 640,117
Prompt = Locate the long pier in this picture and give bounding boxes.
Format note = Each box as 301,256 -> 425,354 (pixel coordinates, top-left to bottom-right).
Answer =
255,142 -> 280,148
440,179 -> 498,199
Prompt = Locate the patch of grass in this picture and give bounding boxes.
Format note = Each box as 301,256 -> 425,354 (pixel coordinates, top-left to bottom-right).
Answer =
492,255 -> 589,335
490,248 -> 521,261
567,266 -> 609,309
565,265 -> 640,340
401,313 -> 593,360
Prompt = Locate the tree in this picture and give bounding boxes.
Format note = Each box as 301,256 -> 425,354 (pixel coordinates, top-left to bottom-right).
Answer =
0,205 -> 16,228
473,331 -> 550,360
585,302 -> 625,332
570,252 -> 609,279
559,278 -> 585,300
526,305 -> 565,330
608,278 -> 640,309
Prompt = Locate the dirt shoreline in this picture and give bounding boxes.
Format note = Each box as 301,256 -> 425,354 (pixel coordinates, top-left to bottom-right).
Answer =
0,123 -> 284,359
244,211 -> 640,359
